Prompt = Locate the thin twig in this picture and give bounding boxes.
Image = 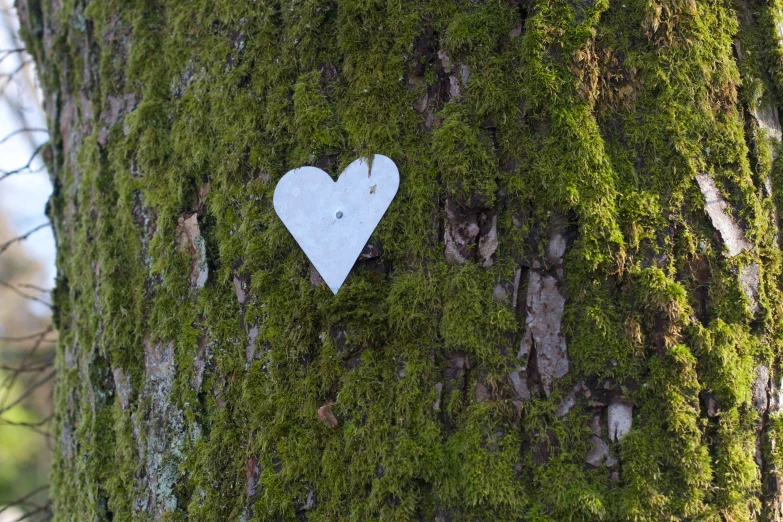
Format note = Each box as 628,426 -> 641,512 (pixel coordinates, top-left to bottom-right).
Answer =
0,329 -> 54,343
0,142 -> 46,182
0,164 -> 46,181
0,363 -> 54,373
0,280 -> 52,307
0,485 -> 48,515
0,327 -> 54,409
16,283 -> 51,294
0,418 -> 52,438
0,338 -> 55,344
0,127 -> 47,146
10,500 -> 52,522
0,413 -> 52,428
0,354 -> 55,373
0,370 -> 56,417
0,58 -> 32,97
0,50 -> 26,67
2,425 -> 51,438
0,222 -> 50,257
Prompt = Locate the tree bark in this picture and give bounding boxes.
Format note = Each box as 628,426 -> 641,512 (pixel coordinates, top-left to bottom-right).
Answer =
16,0 -> 783,519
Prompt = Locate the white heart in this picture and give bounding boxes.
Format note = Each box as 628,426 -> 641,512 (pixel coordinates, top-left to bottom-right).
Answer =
273,155 -> 400,294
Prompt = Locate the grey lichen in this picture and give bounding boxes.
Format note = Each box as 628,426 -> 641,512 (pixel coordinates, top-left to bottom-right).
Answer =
134,340 -> 185,517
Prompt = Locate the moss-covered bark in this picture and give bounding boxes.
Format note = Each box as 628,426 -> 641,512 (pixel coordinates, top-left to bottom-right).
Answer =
15,0 -> 783,519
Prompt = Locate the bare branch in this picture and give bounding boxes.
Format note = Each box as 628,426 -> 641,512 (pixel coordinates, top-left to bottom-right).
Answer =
0,413 -> 53,438
0,329 -> 54,343
0,413 -> 52,428
0,164 -> 46,181
0,127 -> 47,147
0,142 -> 46,183
0,369 -> 56,417
0,485 -> 48,516
0,353 -> 55,373
0,222 -> 50,257
15,283 -> 51,294
9,500 -> 52,522
0,328 -> 54,410
0,58 -> 33,96
0,279 -> 52,307
0,363 -> 54,373
0,49 -> 26,67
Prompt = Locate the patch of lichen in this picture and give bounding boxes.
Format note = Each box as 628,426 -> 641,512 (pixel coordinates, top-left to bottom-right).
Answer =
23,0 -> 783,518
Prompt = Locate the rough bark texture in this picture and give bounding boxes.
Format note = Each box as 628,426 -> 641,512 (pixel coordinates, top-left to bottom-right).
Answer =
15,0 -> 783,519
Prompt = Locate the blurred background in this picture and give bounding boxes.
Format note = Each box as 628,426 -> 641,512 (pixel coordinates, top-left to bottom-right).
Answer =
0,0 -> 56,520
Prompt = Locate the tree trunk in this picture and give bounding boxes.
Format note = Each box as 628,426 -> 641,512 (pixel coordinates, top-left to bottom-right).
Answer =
16,0 -> 783,519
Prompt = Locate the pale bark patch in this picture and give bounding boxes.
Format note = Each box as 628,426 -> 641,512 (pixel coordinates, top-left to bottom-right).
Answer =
607,400 -> 633,442
740,263 -> 761,315
113,367 -> 132,410
432,382 -> 443,411
752,365 -> 770,413
750,102 -> 782,146
478,214 -> 498,268
64,342 -> 78,370
246,455 -> 260,499
586,436 -> 613,468
136,340 -> 184,517
60,423 -> 75,460
509,368 -> 530,401
695,174 -> 753,257
245,324 -> 259,364
304,489 -> 316,510
233,275 -> 247,305
520,271 -> 569,396
475,382 -> 490,403
770,373 -> 783,413
492,283 -> 510,305
191,335 -> 209,391
696,177 -> 761,313
546,230 -> 567,265
176,214 -> 208,290
437,50 -> 469,101
556,393 -> 576,418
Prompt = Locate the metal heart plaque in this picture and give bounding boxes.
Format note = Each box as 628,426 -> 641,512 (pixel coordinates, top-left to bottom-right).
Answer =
273,155 -> 399,294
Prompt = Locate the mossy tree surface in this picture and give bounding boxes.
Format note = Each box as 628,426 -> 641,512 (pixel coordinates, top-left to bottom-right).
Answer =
16,0 -> 783,519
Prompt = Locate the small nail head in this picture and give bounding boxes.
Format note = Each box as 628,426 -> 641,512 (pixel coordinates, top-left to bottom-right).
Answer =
336,211 -> 343,219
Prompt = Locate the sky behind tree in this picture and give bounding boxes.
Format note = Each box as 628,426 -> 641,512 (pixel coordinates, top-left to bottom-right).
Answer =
0,0 -> 53,290
0,2 -> 55,517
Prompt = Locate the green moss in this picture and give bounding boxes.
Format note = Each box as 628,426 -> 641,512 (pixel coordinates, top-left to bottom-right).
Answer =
292,71 -> 344,162
26,0 -> 783,518
432,109 -> 499,204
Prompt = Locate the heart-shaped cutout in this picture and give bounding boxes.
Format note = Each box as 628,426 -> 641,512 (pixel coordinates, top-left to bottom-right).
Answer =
273,155 -> 399,294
